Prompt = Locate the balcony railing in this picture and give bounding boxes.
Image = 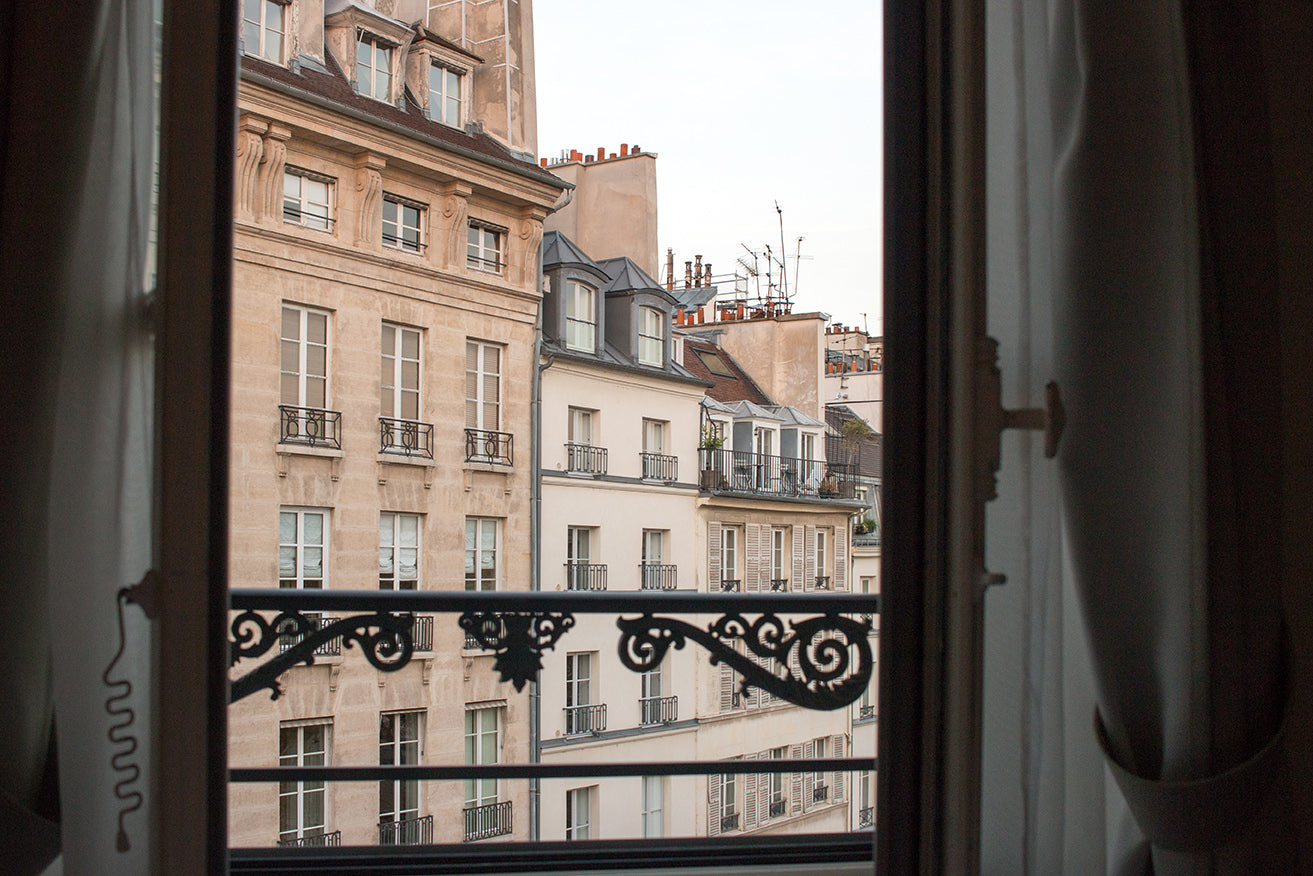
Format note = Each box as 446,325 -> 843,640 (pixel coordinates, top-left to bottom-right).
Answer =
857,703 -> 876,721
465,428 -> 513,465
639,563 -> 677,591
278,830 -> 341,848
565,562 -> 607,591
378,417 -> 434,458
639,695 -> 678,725
566,442 -> 608,474
278,614 -> 340,656
720,812 -> 740,833
640,451 -> 678,481
858,806 -> 875,828
814,576 -> 832,590
379,814 -> 433,845
720,579 -> 742,592
769,799 -> 787,819
813,784 -> 830,803
769,578 -> 789,592
279,405 -> 341,449
852,531 -> 881,547
564,703 -> 607,735
697,448 -> 855,499
410,614 -> 433,652
463,800 -> 512,842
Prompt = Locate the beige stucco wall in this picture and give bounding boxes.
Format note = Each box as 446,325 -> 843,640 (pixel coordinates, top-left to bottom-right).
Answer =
543,152 -> 660,277
702,314 -> 828,420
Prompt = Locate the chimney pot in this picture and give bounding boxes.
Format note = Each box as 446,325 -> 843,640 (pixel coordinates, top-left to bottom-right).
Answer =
597,147 -> 605,160
620,144 -> 629,156
540,158 -> 548,167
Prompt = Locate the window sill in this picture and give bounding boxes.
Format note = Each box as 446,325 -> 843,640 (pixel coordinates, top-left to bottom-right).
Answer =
276,443 -> 344,459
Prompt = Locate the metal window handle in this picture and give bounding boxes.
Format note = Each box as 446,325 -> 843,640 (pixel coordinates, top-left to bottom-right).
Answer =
976,336 -> 1065,504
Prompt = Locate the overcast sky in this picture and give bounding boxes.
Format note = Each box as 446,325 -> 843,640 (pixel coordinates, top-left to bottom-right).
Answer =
533,1 -> 883,336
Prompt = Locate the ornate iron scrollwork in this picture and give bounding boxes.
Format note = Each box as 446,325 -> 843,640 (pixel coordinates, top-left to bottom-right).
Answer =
228,610 -> 416,703
458,611 -> 575,691
616,612 -> 873,711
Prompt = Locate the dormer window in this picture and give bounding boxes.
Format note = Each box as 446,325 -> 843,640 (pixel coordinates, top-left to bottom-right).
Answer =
356,33 -> 393,101
242,0 -> 285,63
638,307 -> 664,366
429,63 -> 463,126
565,281 -> 596,353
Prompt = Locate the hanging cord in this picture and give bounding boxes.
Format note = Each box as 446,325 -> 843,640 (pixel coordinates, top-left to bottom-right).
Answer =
102,570 -> 159,853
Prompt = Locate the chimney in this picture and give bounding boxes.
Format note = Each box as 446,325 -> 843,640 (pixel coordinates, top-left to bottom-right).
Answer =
685,261 -> 693,288
704,263 -> 712,285
620,144 -> 629,156
666,248 -> 675,290
597,147 -> 606,161
540,158 -> 548,167
694,255 -> 702,287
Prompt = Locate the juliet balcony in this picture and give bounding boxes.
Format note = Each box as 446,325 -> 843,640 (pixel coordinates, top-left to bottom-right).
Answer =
640,451 -> 678,481
697,449 -> 855,499
564,703 -> 607,735
566,442 -> 608,475
278,831 -> 341,848
463,801 -> 512,842
378,416 -> 434,458
379,814 -> 433,846
279,404 -> 341,449
565,561 -> 607,591
639,563 -> 677,591
639,695 -> 678,726
465,427 -> 513,465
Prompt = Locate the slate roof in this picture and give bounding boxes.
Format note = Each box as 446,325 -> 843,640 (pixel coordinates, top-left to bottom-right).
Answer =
681,336 -> 774,406
541,231 -> 603,271
596,257 -> 676,303
769,405 -> 827,428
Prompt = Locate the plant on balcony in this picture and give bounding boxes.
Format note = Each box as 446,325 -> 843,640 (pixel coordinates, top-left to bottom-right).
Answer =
698,423 -> 728,490
854,517 -> 877,535
699,423 -> 726,450
818,475 -> 839,498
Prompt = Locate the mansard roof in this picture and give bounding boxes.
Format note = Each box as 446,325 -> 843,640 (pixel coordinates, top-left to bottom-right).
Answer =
541,230 -> 604,272
596,256 -> 678,304
681,336 -> 774,407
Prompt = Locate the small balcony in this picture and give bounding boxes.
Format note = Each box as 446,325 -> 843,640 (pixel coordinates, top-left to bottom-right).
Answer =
857,703 -> 876,721
697,448 -> 855,500
640,451 -> 678,481
465,428 -> 513,465
565,562 -> 607,591
813,784 -> 830,803
814,575 -> 832,590
639,695 -> 678,725
379,416 -> 434,458
278,615 -> 340,656
564,703 -> 607,735
379,814 -> 433,846
769,799 -> 787,819
720,812 -> 740,833
566,442 -> 608,475
279,405 -> 341,449
769,578 -> 789,592
410,614 -> 433,652
278,830 -> 341,848
463,800 -> 512,842
858,806 -> 875,828
719,579 -> 742,593
639,563 -> 677,591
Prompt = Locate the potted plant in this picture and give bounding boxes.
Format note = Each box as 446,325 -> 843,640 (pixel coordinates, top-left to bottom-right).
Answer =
854,517 -> 877,535
699,423 -> 727,490
818,474 -> 839,498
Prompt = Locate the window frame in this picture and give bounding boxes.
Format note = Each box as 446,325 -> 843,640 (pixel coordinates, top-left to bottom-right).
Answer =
564,280 -> 597,352
280,304 -> 330,410
565,786 -> 594,841
641,776 -> 664,838
637,306 -> 664,366
382,195 -> 425,253
465,340 -> 503,432
464,705 -> 502,809
565,651 -> 594,710
428,61 -> 464,127
279,719 -> 331,844
380,322 -> 422,421
241,0 -> 285,63
355,30 -> 394,102
466,221 -> 504,273
378,511 -> 420,591
378,710 -> 424,828
282,167 -> 333,231
279,507 -> 329,590
720,525 -> 739,586
465,517 -> 501,592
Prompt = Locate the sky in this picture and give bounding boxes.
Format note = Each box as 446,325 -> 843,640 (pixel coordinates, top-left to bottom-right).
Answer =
532,0 -> 883,336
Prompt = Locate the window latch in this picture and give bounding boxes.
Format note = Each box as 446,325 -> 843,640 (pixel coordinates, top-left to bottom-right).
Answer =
975,335 -> 1065,504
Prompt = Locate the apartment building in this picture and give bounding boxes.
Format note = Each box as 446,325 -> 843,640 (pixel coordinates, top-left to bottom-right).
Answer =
227,0 -> 565,848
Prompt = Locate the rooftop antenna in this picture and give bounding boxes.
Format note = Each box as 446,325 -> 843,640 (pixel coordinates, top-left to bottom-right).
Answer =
776,202 -> 788,299
792,236 -> 813,298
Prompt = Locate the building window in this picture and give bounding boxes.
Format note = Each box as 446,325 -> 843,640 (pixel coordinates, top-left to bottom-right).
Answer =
279,508 -> 327,589
283,168 -> 332,231
641,776 -> 663,838
465,341 -> 502,431
641,418 -> 675,480
466,222 -> 503,273
565,281 -> 596,352
281,305 -> 329,410
642,418 -> 665,455
770,746 -> 788,817
638,306 -> 664,366
569,408 -> 593,445
641,657 -> 662,702
464,706 -> 500,809
565,651 -> 594,733
378,711 -> 423,829
815,528 -> 830,589
242,0 -> 284,62
429,62 -> 463,126
720,526 -> 740,591
380,323 -> 421,421
641,528 -> 673,590
721,772 -> 738,831
382,196 -> 424,252
378,512 -> 419,590
279,720 -> 330,844
771,527 -> 788,590
565,786 -> 594,840
465,518 -> 499,591
356,32 -> 392,101
813,736 -> 828,800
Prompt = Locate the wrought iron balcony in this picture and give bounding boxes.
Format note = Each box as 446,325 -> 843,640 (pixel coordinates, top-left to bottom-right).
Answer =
769,578 -> 789,592
410,614 -> 433,652
278,614 -> 340,656
639,695 -> 678,725
697,448 -> 856,499
858,806 -> 874,828
564,703 -> 607,735
465,428 -> 513,465
640,451 -> 678,481
565,442 -> 608,474
379,417 -> 434,458
720,812 -> 740,833
278,830 -> 341,848
814,576 -> 832,590
852,531 -> 881,548
565,562 -> 607,591
279,405 -> 341,449
463,800 -> 512,842
639,563 -> 677,591
813,784 -> 830,802
720,579 -> 742,592
379,814 -> 433,845
857,703 -> 876,721
769,799 -> 787,818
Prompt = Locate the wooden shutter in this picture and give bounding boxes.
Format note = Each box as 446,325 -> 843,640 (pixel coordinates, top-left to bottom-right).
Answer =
790,742 -> 804,815
720,657 -> 734,712
802,739 -> 815,810
708,773 -> 721,836
707,521 -> 721,591
832,733 -> 846,801
745,523 -> 760,591
743,755 -> 758,829
791,525 -> 804,591
747,654 -> 761,708
803,525 -> 816,589
834,523 -> 848,590
757,749 -> 771,824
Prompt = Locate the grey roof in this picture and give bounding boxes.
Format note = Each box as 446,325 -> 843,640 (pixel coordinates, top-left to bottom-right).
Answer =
671,283 -> 719,309
701,397 -> 736,414
726,400 -> 785,421
542,231 -> 603,271
769,405 -> 827,428
596,257 -> 677,303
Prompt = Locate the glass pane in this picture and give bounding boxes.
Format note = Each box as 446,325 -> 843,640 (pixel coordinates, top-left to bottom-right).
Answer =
379,548 -> 393,576
280,339 -> 297,374
481,727 -> 496,763
302,547 -> 322,582
401,360 -> 419,390
279,546 -> 296,579
306,312 -> 326,345
401,389 -> 418,420
401,329 -> 418,360
306,345 -> 325,378
481,523 -> 495,551
399,514 -> 417,545
446,95 -> 460,125
304,788 -> 324,826
483,373 -> 498,403
303,513 -> 322,544
398,548 -> 417,578
282,307 -> 299,340
280,511 -> 296,543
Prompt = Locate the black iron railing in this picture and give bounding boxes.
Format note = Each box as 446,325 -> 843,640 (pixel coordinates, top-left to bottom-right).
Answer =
858,806 -> 874,828
278,615 -> 340,656
463,800 -> 512,841
278,830 -> 341,848
813,784 -> 829,802
769,799 -> 787,818
379,814 -> 433,845
639,563 -> 677,591
465,428 -> 513,465
720,579 -> 742,592
279,405 -> 341,449
466,255 -> 504,274
852,531 -> 881,547
720,812 -> 740,833
379,417 -> 434,458
640,451 -> 678,481
565,562 -> 607,591
858,704 -> 876,721
639,695 -> 678,725
769,578 -> 789,591
566,442 -> 608,474
697,448 -> 855,499
410,614 -> 433,652
814,576 -> 832,590
564,703 -> 607,735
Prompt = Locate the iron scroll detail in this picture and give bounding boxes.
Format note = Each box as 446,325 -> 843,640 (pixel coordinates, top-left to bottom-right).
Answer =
458,611 -> 575,691
616,613 -> 873,711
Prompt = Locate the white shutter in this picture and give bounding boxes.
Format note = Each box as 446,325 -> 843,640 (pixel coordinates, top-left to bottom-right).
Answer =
790,743 -> 804,815
832,734 -> 846,801
802,740 -> 815,810
708,773 -> 721,836
803,525 -> 816,589
720,659 -> 734,713
744,755 -> 758,829
757,750 -> 770,824
707,522 -> 721,591
745,524 -> 760,591
834,523 -> 848,590
791,525 -> 804,591
747,654 -> 761,708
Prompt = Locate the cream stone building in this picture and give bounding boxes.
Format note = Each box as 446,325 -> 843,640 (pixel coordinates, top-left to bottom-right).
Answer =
227,0 -> 565,849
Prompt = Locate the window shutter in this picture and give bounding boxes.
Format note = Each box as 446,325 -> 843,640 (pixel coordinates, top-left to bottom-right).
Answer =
834,524 -> 848,590
745,523 -> 760,591
743,755 -> 758,829
803,525 -> 816,589
720,659 -> 734,713
790,743 -> 804,815
802,740 -> 815,810
757,750 -> 770,824
707,522 -> 721,591
791,525 -> 804,591
832,734 -> 846,801
747,655 -> 761,708
708,773 -> 721,836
